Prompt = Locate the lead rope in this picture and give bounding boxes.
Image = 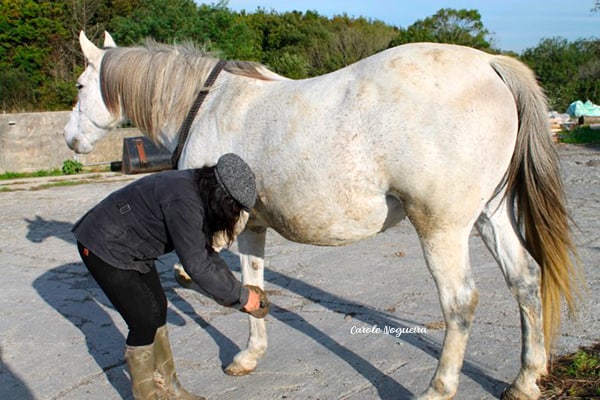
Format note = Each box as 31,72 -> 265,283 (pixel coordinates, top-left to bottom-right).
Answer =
171,59 -> 227,169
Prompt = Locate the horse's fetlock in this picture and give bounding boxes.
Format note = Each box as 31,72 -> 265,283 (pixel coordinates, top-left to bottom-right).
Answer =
419,378 -> 456,400
225,349 -> 260,376
501,384 -> 540,400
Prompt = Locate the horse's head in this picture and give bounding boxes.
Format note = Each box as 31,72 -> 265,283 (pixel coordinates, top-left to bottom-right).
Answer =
64,31 -> 120,154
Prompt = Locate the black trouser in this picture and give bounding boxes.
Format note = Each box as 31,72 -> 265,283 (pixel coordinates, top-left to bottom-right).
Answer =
77,242 -> 167,346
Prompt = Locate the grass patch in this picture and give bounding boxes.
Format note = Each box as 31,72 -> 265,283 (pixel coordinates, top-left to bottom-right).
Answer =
0,177 -> 112,192
558,126 -> 600,144
83,164 -> 112,173
0,186 -> 22,192
0,169 -> 63,180
30,180 -> 96,191
0,164 -> 112,181
540,343 -> 600,399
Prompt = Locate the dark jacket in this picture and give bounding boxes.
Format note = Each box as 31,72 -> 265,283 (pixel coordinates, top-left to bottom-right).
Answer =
73,169 -> 248,307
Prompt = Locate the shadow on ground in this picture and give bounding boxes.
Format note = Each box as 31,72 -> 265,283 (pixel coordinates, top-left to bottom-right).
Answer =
27,217 -> 508,399
0,346 -> 34,400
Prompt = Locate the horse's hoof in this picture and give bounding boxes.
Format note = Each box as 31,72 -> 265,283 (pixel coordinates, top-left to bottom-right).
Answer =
417,387 -> 454,400
501,385 -> 540,400
224,362 -> 255,376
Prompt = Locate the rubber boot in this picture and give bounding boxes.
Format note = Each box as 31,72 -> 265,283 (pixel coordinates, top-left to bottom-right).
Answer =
153,325 -> 206,400
124,344 -> 166,400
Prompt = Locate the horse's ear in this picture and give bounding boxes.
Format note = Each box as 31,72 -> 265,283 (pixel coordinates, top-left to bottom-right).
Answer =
79,30 -> 103,68
103,31 -> 117,48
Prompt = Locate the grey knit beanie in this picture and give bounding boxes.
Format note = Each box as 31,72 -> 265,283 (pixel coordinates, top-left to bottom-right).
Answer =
214,153 -> 257,211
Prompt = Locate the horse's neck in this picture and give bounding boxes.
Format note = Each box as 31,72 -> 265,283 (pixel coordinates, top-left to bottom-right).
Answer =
157,72 -> 282,160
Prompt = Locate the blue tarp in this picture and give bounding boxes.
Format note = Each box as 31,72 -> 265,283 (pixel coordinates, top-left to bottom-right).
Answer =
566,100 -> 600,117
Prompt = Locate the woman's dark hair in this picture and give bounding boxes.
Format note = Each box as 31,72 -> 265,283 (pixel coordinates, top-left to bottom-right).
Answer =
194,166 -> 243,252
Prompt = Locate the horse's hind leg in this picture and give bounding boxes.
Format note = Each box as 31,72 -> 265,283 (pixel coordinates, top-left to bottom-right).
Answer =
224,226 -> 268,376
476,198 -> 546,400
413,221 -> 479,400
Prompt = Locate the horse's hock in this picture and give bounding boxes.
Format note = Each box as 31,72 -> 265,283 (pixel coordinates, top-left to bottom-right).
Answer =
0,112 -> 140,173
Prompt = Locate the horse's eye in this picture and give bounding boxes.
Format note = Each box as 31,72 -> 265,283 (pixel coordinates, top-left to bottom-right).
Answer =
76,83 -> 83,90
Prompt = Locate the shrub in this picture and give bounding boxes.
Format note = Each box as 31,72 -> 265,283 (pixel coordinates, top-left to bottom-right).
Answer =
62,159 -> 83,175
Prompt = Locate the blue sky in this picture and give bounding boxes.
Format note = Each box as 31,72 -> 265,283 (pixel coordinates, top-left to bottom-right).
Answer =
222,0 -> 600,53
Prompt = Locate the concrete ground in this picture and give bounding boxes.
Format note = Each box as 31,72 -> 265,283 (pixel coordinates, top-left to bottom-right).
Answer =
0,143 -> 598,400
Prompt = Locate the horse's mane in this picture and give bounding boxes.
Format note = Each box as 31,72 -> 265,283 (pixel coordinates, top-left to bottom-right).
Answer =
100,40 -> 280,140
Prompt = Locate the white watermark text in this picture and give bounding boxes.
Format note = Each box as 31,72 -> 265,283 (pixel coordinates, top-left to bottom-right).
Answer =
350,324 -> 427,338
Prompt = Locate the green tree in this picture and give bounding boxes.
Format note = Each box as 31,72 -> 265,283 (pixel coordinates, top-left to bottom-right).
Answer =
323,15 -> 397,71
66,0 -> 142,43
108,0 -> 258,60
244,9 -> 397,78
109,0 -> 202,44
393,8 -> 492,50
0,69 -> 36,111
244,9 -> 324,77
0,0 -> 70,111
573,39 -> 600,105
194,2 -> 260,60
1,1 -> 596,113
521,38 -> 583,111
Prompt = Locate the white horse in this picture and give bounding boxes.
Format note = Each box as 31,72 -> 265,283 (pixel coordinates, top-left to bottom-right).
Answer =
65,31 -> 580,400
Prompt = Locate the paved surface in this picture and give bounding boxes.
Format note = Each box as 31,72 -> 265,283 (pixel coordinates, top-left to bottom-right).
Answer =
1,144 -> 598,400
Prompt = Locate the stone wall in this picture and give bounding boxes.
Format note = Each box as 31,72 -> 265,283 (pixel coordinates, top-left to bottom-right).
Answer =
0,111 -> 141,173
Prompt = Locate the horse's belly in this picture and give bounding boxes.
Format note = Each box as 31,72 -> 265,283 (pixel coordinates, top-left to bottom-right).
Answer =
254,192 -> 406,246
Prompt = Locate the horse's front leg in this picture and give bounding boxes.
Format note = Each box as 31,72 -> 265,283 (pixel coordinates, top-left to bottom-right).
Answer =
225,225 -> 268,376
416,226 -> 479,400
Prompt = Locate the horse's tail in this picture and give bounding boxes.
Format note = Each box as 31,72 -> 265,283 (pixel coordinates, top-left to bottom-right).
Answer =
490,55 -> 580,353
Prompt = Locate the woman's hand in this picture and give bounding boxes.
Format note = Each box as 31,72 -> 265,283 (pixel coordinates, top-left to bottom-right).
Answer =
242,285 -> 269,318
244,289 -> 261,311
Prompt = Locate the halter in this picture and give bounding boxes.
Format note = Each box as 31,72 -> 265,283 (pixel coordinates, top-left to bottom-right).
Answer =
171,59 -> 227,168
